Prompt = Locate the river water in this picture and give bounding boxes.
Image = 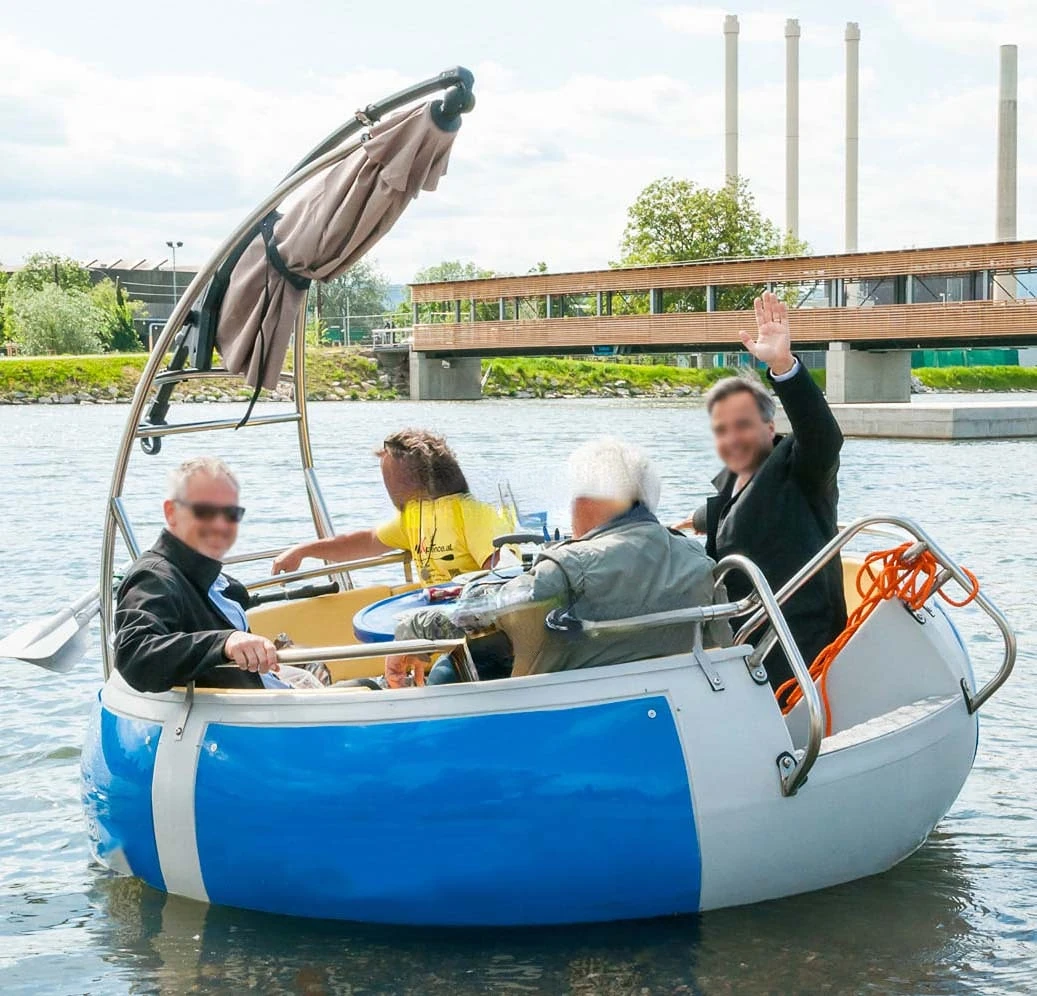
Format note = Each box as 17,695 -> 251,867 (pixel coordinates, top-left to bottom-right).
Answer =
0,398 -> 1034,995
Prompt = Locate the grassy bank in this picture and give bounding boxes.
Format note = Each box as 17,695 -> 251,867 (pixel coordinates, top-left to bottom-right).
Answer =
0,351 -> 395,404
0,352 -> 738,403
482,356 -> 734,398
0,355 -> 148,400
2,352 -> 1036,404
912,365 -> 1037,391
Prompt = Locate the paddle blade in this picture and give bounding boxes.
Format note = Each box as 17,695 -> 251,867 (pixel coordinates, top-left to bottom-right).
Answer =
0,596 -> 100,673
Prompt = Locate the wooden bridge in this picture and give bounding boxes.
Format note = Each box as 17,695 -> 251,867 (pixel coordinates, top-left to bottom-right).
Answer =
403,240 -> 1037,402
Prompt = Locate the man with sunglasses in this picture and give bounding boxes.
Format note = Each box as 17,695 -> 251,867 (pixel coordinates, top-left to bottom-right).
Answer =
113,456 -> 282,692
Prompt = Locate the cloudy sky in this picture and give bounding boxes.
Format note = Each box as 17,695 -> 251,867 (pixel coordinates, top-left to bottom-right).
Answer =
1,0 -> 1033,283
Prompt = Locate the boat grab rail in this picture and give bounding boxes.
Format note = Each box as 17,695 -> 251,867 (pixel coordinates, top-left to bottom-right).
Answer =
133,412 -> 301,439
574,553 -> 819,796
732,514 -> 1016,716
151,369 -> 295,387
212,637 -> 478,684
243,552 -> 413,593
223,547 -> 299,566
274,637 -> 464,665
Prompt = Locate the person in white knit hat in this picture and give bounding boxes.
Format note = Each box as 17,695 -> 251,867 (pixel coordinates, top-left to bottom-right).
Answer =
384,437 -> 726,685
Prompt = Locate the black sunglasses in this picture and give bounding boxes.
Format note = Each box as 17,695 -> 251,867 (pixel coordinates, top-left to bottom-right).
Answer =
175,500 -> 246,523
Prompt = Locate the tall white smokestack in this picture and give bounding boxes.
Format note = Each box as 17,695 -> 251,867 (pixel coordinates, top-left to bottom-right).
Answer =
996,44 -> 1018,241
786,18 -> 801,240
724,14 -> 739,186
845,22 -> 860,252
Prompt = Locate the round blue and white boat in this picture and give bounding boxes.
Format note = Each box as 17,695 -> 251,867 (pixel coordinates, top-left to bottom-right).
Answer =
23,67 -> 1015,927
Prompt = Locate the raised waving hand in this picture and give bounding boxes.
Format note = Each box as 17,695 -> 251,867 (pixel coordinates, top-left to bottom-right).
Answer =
739,291 -> 796,376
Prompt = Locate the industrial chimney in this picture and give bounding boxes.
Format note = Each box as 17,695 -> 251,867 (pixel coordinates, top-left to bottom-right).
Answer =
845,22 -> 860,252
724,14 -> 739,186
786,18 -> 801,239
996,44 -> 1018,242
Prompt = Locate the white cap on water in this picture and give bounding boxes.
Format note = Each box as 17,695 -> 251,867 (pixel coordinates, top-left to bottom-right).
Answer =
566,437 -> 661,513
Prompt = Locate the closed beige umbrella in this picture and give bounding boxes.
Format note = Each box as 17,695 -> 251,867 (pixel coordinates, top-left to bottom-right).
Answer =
216,101 -> 463,391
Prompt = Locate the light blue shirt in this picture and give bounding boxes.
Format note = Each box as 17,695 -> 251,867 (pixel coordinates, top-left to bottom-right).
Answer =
208,574 -> 248,631
208,574 -> 289,689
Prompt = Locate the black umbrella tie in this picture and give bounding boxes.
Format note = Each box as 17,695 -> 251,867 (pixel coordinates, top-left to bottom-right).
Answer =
260,214 -> 311,291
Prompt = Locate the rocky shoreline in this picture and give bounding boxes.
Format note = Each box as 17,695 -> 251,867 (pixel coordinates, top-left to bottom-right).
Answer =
1,351 -> 1034,405
0,378 -> 710,405
4,382 -> 1034,406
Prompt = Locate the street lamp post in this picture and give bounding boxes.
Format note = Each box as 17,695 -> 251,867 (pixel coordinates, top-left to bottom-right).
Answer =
165,239 -> 183,312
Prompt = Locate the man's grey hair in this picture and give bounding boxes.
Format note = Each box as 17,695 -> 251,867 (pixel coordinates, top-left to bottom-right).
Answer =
704,376 -> 777,422
167,457 -> 239,501
567,436 -> 662,513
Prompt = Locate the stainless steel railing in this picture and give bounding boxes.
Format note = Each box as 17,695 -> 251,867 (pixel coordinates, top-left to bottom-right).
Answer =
569,515 -> 1014,794
243,552 -> 413,593
576,553 -> 821,796
731,515 -> 1016,715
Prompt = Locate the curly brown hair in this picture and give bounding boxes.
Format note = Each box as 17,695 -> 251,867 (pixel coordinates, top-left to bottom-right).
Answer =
378,428 -> 470,499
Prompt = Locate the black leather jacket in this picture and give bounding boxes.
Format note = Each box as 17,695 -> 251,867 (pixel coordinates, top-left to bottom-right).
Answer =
113,530 -> 262,692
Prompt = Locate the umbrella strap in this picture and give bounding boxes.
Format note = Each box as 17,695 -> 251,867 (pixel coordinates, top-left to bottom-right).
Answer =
236,214 -> 313,429
260,213 -> 311,291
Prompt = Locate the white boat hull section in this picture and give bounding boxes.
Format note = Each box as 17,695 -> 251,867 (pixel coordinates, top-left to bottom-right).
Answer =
83,591 -> 978,925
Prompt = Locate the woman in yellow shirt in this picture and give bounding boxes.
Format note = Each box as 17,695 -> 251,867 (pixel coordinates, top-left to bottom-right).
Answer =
271,429 -> 512,584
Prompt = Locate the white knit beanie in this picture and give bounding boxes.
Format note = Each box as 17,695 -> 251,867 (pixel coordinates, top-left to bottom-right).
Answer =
566,437 -> 661,513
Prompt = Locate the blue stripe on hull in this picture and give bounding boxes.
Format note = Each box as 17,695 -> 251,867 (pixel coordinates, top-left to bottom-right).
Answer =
195,695 -> 700,925
80,699 -> 165,892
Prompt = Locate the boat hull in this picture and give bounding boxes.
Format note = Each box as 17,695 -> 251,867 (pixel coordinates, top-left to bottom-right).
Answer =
81,600 -> 979,926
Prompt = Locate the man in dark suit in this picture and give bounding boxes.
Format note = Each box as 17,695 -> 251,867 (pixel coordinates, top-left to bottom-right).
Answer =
114,457 -> 281,692
675,292 -> 847,693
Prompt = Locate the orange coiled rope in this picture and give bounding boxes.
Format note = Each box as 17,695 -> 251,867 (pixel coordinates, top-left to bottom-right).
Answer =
775,542 -> 980,735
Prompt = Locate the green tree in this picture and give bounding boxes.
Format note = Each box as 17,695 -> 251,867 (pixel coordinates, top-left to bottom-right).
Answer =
312,259 -> 391,340
617,178 -> 808,310
618,177 -> 806,264
413,260 -> 497,283
90,278 -> 147,352
8,252 -> 92,295
9,284 -> 106,355
0,270 -> 10,347
409,260 -> 499,323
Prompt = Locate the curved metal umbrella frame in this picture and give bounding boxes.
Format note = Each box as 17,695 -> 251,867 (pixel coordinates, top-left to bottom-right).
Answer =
98,68 -> 475,679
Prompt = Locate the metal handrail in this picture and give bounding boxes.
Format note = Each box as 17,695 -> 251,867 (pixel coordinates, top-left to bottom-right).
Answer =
274,637 -> 465,665
223,547 -> 295,566
570,555 -> 820,796
151,369 -> 295,386
110,498 -> 141,560
244,552 -> 413,593
571,599 -> 755,632
214,637 -> 474,687
133,412 -> 301,439
568,516 -> 1016,790
732,515 -> 1016,715
302,467 -> 351,589
716,555 -> 822,796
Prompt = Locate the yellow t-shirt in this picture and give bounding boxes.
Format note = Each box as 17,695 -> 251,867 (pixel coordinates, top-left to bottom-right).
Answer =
375,494 -> 515,584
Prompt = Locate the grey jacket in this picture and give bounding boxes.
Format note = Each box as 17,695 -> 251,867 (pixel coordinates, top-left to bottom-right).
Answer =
517,503 -> 727,674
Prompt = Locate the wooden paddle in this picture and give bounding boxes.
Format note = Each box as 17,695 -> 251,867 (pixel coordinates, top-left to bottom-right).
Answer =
0,587 -> 101,673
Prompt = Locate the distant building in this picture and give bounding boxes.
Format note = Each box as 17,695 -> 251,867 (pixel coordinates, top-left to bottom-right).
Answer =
1,257 -> 200,349
84,258 -> 200,346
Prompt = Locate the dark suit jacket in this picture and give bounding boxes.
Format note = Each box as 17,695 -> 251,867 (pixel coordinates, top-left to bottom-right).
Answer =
114,529 -> 263,692
702,361 -> 847,689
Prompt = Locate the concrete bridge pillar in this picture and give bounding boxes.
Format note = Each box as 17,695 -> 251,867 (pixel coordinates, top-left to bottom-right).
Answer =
825,342 -> 911,403
409,351 -> 482,401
